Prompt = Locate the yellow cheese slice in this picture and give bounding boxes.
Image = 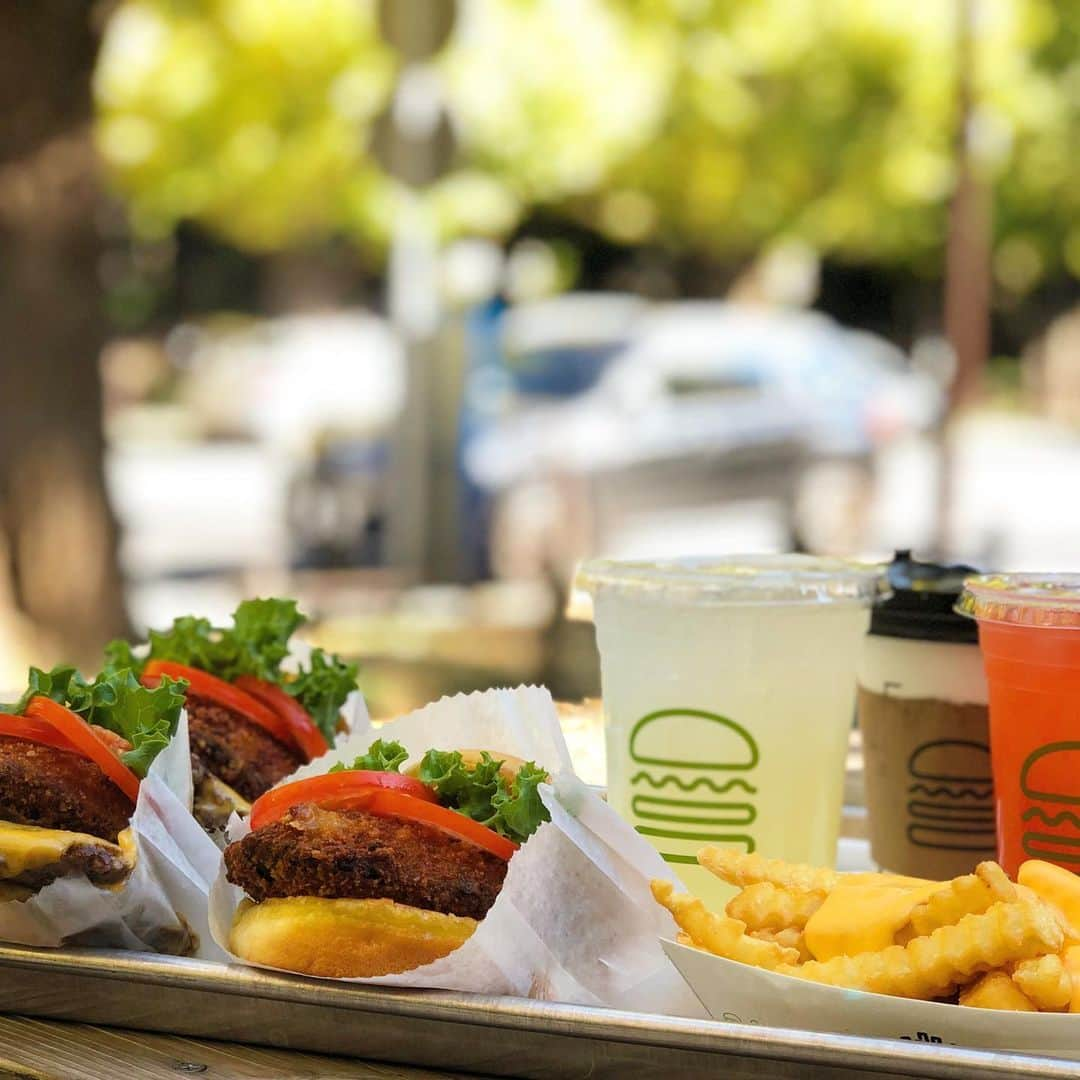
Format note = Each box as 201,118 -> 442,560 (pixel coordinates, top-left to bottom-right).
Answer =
194,774 -> 251,830
0,820 -> 132,882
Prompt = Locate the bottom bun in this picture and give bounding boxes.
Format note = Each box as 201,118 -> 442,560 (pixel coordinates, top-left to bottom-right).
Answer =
229,896 -> 478,978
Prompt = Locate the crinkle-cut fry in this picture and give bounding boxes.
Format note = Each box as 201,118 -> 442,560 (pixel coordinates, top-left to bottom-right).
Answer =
676,931 -> 696,948
751,926 -> 813,963
699,848 -> 839,894
726,882 -> 825,932
959,971 -> 1037,1011
1062,945 -> 1080,1013
1015,884 -> 1078,944
651,880 -> 799,970
905,862 -> 1017,940
1019,861 -> 1080,943
977,861 -> 1018,898
777,899 -> 1063,1000
1012,953 -> 1072,1011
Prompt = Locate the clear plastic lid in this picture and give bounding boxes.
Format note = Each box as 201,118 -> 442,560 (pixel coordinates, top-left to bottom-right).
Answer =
958,574 -> 1080,629
575,554 -> 883,607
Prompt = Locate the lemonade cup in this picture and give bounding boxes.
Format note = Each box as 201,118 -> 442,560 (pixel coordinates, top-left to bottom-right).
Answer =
960,575 -> 1080,877
577,555 -> 880,908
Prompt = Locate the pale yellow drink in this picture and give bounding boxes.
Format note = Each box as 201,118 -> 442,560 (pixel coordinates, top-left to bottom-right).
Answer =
579,556 -> 878,909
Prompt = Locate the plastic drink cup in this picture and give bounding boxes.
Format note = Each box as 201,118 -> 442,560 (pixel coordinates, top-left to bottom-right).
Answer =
960,575 -> 1080,877
578,555 -> 879,908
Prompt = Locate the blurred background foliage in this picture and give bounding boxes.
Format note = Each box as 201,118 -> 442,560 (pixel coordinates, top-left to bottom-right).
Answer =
612,0 -> 1079,287
94,0 -> 395,252
4,0 -> 1078,709
95,0 -> 1080,299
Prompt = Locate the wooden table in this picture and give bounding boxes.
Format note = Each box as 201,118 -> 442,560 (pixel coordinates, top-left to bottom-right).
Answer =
0,1017 -> 480,1080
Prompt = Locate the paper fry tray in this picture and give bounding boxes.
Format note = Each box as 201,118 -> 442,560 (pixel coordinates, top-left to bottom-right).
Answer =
1,943 -> 1078,1080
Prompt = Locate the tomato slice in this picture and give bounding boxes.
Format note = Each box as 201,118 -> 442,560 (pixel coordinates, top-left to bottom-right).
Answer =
249,770 -> 436,831
142,660 -> 299,753
362,789 -> 519,861
0,713 -> 81,754
233,676 -> 328,762
0,714 -> 132,767
25,697 -> 140,804
90,725 -> 132,756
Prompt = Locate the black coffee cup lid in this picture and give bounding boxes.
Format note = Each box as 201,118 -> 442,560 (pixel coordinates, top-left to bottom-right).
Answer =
869,551 -> 980,644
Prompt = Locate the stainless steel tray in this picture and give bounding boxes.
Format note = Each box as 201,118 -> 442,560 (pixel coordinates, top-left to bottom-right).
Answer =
1,944 -> 1078,1080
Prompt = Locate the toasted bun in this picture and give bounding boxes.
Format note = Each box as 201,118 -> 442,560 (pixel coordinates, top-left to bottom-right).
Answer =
457,749 -> 535,784
229,896 -> 477,978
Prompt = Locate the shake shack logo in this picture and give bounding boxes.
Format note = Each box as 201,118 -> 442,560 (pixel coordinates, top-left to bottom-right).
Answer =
628,708 -> 760,863
1020,741 -> 1080,864
905,739 -> 995,852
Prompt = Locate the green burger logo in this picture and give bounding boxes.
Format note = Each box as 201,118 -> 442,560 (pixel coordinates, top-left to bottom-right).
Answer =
1020,741 -> 1080,864
905,739 -> 995,854
628,708 -> 760,864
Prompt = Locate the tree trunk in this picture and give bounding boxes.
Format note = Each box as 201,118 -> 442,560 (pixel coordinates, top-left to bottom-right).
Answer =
0,0 -> 129,669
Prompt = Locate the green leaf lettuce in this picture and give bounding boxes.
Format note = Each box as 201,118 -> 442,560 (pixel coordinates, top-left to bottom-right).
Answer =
3,663 -> 187,778
330,737 -> 410,774
332,739 -> 550,844
104,598 -> 358,744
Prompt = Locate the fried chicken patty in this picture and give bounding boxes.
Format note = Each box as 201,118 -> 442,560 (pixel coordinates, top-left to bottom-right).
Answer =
186,696 -> 302,803
224,804 -> 508,920
0,735 -> 134,843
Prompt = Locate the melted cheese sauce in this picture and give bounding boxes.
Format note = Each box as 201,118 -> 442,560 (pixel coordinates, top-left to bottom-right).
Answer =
805,878 -> 943,960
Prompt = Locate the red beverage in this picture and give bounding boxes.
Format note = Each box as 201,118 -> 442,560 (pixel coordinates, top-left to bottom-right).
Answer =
962,576 -> 1080,877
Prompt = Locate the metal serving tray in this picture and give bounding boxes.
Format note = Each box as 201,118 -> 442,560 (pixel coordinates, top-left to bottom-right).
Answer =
1,944 -> 1078,1080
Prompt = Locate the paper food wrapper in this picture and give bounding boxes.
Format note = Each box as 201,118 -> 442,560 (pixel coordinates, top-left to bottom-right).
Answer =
1,712 -> 228,959
664,940 -> 1080,1057
210,686 -> 705,1015
857,686 -> 995,881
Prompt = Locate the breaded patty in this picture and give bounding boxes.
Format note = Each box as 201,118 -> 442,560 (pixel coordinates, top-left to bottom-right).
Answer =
187,696 -> 302,802
0,735 -> 134,843
224,804 -> 507,920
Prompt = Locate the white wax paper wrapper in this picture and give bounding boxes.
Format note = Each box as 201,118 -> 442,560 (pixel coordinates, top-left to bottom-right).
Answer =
210,686 -> 705,1015
664,940 -> 1080,1058
1,712 -> 227,959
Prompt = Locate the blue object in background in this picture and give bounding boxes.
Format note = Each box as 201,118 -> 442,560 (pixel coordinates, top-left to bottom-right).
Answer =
506,342 -> 625,398
457,295 -> 510,581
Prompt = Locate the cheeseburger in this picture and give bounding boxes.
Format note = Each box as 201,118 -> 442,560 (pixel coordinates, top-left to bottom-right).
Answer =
223,739 -> 549,977
0,663 -> 185,902
108,598 -> 359,829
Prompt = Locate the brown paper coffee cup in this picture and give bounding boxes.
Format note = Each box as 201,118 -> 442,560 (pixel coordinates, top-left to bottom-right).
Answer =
858,686 -> 995,880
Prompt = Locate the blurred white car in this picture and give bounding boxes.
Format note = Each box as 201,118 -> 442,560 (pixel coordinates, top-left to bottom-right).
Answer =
466,299 -> 944,573
469,299 -> 942,488
602,302 -> 943,459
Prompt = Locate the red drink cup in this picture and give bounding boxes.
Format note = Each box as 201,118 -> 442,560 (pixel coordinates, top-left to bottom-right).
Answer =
961,575 -> 1080,876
